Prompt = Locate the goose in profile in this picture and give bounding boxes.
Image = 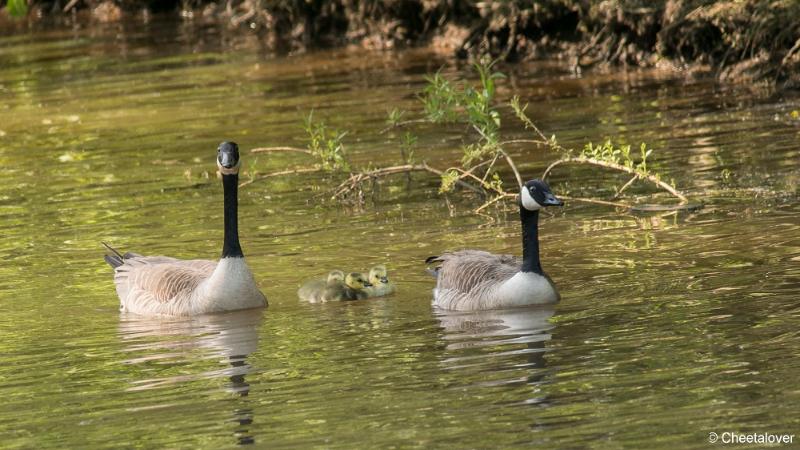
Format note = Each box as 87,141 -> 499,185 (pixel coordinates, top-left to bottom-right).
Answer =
103,141 -> 267,316
297,270 -> 345,303
425,179 -> 563,311
364,265 -> 396,298
321,272 -> 372,302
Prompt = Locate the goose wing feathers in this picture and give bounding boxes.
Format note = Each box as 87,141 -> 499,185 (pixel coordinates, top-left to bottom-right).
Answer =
431,250 -> 520,294
114,256 -> 217,304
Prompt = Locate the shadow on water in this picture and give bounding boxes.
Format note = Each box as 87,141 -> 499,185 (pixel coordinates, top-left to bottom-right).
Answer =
118,309 -> 265,446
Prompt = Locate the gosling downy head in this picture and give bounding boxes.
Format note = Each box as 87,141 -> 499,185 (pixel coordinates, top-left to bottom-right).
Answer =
327,270 -> 345,285
366,265 -> 396,298
520,179 -> 563,211
345,272 -> 372,290
217,141 -> 241,175
368,265 -> 389,285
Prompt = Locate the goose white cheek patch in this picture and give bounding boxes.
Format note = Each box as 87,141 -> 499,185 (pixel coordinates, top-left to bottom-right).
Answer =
520,188 -> 542,210
217,161 -> 241,175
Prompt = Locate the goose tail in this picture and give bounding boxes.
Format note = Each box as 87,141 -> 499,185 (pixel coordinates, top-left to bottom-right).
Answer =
425,255 -> 441,278
102,242 -> 125,269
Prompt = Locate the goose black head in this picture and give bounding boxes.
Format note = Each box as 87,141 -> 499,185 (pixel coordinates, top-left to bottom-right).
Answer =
217,141 -> 240,175
520,179 -> 563,211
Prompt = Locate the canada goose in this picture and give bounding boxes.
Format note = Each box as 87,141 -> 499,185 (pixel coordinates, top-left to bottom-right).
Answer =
321,272 -> 372,302
365,265 -> 396,297
103,142 -> 267,316
297,270 -> 345,303
426,179 -> 563,311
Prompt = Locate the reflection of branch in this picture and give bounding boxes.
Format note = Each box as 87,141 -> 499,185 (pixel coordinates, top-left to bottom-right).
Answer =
334,163 -> 483,198
559,195 -> 629,208
499,139 -> 542,146
543,157 -> 688,203
250,146 -> 311,155
239,167 -> 321,188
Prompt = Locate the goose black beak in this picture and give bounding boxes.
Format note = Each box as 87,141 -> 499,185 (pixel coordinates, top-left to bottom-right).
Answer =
380,276 -> 388,283
364,281 -> 373,287
219,152 -> 236,169
542,193 -> 564,207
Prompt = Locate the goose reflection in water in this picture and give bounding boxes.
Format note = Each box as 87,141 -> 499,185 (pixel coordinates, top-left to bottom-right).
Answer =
435,306 -> 555,400
117,309 -> 264,446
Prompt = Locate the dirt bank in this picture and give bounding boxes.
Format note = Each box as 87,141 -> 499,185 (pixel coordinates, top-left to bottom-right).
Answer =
4,0 -> 800,89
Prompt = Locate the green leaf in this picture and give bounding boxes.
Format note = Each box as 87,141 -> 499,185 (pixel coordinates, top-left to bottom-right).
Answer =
7,0 -> 28,18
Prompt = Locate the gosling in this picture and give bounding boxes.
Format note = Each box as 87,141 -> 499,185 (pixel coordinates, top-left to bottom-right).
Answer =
322,272 -> 372,302
298,270 -> 345,303
365,265 -> 396,298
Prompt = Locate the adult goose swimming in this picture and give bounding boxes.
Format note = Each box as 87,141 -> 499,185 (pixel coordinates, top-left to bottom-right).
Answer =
103,142 -> 267,316
426,179 -> 563,311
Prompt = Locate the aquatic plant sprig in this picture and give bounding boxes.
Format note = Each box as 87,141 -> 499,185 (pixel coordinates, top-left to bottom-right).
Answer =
6,0 -> 27,17
303,112 -> 349,171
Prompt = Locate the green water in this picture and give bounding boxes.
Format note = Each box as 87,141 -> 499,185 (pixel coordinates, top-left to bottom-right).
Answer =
1,19 -> 799,449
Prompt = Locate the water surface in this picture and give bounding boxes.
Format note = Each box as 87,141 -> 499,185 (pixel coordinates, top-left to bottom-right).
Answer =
1,18 -> 799,449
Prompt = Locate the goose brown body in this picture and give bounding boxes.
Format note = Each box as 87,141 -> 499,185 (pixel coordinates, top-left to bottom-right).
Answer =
428,250 -> 558,310
103,142 -> 267,316
109,253 -> 266,316
426,179 -> 563,311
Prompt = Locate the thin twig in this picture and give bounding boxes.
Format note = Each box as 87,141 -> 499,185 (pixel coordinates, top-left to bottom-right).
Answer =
542,157 -> 688,203
444,166 -> 505,195
250,146 -> 312,155
480,153 -> 500,184
333,163 -> 484,198
474,193 -> 517,213
498,150 -> 523,188
239,167 -> 321,188
230,7 -> 256,27
63,0 -> 80,12
613,175 -> 639,199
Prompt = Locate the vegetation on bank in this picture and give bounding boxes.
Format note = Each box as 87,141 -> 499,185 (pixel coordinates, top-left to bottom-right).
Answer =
248,60 -> 690,215
3,0 -> 800,89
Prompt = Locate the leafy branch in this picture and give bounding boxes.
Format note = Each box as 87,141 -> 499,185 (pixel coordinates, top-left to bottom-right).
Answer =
245,60 -> 691,213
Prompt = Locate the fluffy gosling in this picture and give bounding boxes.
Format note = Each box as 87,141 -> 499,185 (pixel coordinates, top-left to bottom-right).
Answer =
365,265 -> 396,298
298,270 -> 345,303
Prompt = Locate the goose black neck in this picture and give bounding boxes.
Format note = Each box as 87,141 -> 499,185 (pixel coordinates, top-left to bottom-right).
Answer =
520,206 -> 542,274
222,173 -> 243,258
